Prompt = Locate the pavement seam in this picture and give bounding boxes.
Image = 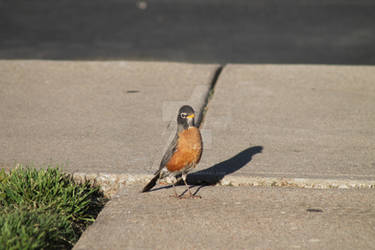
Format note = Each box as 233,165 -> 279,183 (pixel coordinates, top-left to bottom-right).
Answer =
72,172 -> 375,198
197,64 -> 225,128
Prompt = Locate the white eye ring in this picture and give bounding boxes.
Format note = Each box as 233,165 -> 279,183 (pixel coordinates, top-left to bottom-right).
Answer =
180,113 -> 187,118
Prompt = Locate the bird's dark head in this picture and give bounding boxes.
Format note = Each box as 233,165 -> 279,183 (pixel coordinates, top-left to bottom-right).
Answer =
177,105 -> 195,129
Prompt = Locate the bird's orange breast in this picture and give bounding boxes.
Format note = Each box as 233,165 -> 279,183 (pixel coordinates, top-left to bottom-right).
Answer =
166,127 -> 202,172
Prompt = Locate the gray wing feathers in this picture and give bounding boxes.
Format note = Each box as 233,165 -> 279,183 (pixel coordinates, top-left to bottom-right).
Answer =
142,133 -> 179,193
158,133 -> 178,172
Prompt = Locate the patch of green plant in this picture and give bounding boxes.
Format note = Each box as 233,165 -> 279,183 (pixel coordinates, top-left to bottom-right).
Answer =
0,166 -> 107,249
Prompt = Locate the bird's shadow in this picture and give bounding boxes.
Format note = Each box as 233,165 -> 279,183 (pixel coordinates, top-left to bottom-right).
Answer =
151,146 -> 263,193
187,145 -> 263,185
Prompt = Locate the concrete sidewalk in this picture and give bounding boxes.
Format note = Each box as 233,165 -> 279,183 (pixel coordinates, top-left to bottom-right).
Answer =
2,62 -> 374,190
74,184 -> 375,250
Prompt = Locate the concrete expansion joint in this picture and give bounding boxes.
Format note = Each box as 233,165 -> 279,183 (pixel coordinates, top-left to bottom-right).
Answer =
197,64 -> 225,128
72,172 -> 375,199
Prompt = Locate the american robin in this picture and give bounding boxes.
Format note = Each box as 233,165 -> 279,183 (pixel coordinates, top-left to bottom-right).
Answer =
142,105 -> 203,198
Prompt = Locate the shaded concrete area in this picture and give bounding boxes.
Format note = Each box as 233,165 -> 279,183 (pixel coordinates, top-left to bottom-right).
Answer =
74,184 -> 375,249
0,60 -> 218,175
1,0 -> 375,64
195,65 -> 375,182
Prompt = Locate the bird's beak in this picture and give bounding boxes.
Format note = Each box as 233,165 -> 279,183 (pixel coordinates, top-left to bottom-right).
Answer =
187,114 -> 195,119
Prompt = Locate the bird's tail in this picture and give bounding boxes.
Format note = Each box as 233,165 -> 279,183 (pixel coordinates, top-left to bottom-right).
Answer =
142,170 -> 160,192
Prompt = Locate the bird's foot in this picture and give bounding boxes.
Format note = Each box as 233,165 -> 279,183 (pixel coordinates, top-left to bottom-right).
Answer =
169,189 -> 179,199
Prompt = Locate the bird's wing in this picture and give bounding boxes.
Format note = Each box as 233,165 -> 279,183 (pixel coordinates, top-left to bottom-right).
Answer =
158,133 -> 179,172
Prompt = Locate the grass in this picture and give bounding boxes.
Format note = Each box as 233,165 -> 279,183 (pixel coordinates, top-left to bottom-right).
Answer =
0,166 -> 107,250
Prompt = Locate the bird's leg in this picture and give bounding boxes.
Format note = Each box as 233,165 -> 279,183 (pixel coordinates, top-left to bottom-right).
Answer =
182,173 -> 193,196
171,180 -> 179,198
182,173 -> 201,199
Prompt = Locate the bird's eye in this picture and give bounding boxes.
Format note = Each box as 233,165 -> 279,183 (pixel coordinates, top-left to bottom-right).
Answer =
180,113 -> 187,118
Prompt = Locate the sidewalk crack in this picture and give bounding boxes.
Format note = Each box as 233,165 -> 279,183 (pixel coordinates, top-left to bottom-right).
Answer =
197,64 -> 225,128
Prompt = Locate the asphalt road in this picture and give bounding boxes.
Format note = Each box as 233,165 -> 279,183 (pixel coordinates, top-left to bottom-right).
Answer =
1,0 -> 374,64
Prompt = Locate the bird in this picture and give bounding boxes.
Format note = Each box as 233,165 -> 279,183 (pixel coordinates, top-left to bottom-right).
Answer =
142,105 -> 203,198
